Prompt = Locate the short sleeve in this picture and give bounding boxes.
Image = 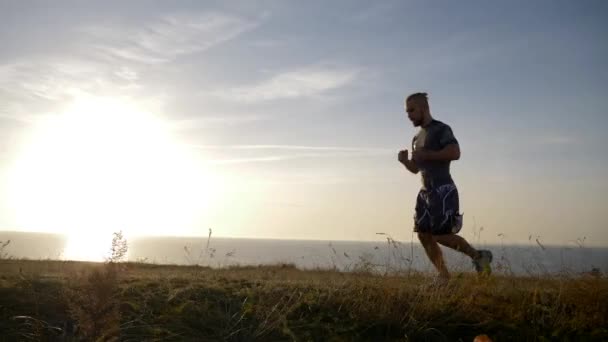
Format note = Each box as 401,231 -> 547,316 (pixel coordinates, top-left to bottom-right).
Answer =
438,124 -> 458,148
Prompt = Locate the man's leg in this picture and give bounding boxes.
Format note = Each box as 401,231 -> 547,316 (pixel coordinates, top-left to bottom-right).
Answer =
425,184 -> 493,274
434,234 -> 479,259
418,232 -> 450,279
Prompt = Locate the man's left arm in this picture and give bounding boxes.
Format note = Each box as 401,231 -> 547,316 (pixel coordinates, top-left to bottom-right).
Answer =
419,144 -> 460,161
413,124 -> 460,161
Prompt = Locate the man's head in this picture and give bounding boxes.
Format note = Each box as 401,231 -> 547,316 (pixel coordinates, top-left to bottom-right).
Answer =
405,92 -> 430,127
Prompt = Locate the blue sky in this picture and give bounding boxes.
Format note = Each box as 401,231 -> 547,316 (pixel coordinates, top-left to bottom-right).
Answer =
0,1 -> 607,246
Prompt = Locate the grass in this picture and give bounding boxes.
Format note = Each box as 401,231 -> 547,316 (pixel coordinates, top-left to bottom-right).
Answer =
0,258 -> 606,341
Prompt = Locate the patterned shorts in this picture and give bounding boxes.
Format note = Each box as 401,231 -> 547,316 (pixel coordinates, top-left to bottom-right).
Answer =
414,183 -> 463,235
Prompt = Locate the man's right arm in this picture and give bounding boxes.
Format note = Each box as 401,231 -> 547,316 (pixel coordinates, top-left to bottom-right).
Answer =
398,150 -> 419,174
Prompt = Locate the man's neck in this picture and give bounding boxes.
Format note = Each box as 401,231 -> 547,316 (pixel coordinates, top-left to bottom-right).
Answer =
421,114 -> 433,128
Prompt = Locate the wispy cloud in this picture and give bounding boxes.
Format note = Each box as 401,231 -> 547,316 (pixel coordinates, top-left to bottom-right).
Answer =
187,144 -> 392,153
205,154 -> 321,164
211,67 -> 359,103
0,58 -> 143,122
189,144 -> 393,164
0,59 -> 121,100
169,114 -> 269,129
84,12 -> 260,64
0,11 -> 261,124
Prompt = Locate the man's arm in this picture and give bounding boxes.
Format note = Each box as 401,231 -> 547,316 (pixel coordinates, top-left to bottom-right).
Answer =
420,123 -> 461,161
414,143 -> 460,162
398,150 -> 419,174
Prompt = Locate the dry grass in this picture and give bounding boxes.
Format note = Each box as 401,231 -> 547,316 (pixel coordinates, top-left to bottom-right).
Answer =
0,259 -> 606,341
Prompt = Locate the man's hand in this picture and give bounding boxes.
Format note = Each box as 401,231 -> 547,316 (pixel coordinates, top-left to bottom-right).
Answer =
398,149 -> 419,174
398,149 -> 409,164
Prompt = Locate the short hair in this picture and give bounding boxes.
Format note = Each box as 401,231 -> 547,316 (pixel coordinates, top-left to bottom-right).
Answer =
406,92 -> 429,109
406,93 -> 429,104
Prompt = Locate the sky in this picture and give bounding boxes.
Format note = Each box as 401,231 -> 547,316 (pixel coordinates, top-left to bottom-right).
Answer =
0,0 -> 607,247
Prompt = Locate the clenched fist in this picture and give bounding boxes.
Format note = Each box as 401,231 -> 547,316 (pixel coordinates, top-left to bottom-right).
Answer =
398,149 -> 409,164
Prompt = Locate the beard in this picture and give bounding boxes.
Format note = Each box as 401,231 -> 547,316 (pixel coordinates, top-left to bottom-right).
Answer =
410,118 -> 422,127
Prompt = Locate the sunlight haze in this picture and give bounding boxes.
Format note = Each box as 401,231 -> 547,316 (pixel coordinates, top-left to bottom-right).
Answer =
1,0 -> 607,254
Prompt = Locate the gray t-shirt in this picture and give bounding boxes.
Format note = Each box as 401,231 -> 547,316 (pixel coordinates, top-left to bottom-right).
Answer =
412,120 -> 459,189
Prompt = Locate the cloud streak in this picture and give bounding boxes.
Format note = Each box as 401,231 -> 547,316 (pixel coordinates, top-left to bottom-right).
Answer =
0,11 -> 258,124
187,144 -> 392,153
85,12 -> 260,64
205,155 -> 320,164
169,114 -> 270,129
211,67 -> 359,102
0,59 -> 142,123
189,144 -> 394,164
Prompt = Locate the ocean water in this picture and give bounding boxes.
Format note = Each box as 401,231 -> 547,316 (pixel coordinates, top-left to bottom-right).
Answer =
1,231 -> 607,276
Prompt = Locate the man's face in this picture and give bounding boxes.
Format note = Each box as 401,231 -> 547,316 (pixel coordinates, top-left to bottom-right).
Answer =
405,99 -> 423,127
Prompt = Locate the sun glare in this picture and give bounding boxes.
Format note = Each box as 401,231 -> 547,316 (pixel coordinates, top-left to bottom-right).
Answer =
6,95 -> 219,261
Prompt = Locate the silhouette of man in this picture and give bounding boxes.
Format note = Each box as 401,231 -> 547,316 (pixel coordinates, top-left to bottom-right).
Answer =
398,92 -> 492,281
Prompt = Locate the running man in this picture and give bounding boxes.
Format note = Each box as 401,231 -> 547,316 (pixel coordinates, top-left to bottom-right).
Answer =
398,92 -> 492,280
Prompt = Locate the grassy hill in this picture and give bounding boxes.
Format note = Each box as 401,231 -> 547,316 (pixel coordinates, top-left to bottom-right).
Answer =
0,259 -> 606,341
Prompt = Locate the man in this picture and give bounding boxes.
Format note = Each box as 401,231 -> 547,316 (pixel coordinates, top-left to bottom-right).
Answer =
398,92 -> 492,280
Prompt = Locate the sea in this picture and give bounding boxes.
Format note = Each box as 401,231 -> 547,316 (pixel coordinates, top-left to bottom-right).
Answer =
1,231 -> 607,276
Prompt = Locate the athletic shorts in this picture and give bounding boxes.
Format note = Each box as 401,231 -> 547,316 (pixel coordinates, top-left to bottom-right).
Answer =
414,183 -> 463,235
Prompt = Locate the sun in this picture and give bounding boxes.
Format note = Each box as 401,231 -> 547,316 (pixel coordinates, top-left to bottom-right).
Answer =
6,95 -> 219,261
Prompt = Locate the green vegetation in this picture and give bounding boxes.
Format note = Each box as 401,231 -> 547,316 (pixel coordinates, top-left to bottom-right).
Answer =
0,257 -> 606,341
